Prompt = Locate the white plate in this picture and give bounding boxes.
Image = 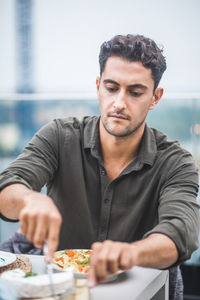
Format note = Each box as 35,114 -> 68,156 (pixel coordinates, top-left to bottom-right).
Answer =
52,249 -> 125,281
0,251 -> 16,268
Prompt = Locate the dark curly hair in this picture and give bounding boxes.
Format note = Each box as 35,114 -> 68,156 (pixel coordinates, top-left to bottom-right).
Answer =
99,34 -> 167,90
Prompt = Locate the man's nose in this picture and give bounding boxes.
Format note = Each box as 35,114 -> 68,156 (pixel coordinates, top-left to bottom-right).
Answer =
113,91 -> 126,110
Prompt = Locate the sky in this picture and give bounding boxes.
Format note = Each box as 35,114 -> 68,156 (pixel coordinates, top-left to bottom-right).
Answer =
0,0 -> 200,95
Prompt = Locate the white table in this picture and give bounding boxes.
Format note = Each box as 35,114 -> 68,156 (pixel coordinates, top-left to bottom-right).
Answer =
28,254 -> 169,300
90,265 -> 169,300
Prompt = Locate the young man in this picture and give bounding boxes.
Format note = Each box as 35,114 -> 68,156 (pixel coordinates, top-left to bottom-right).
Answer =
0,35 -> 199,295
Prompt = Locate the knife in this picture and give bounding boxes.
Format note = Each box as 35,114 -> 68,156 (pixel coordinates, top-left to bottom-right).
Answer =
43,242 -> 57,299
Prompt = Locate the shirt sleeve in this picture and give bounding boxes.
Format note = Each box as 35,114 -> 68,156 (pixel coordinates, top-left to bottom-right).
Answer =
0,120 -> 59,193
143,152 -> 200,265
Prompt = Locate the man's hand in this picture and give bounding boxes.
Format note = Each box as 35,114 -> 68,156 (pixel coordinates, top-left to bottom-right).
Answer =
87,234 -> 178,288
0,184 -> 62,258
88,240 -> 136,287
19,191 -> 62,258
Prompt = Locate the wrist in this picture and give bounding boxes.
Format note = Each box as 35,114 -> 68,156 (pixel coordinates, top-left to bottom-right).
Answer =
130,243 -> 140,266
19,187 -> 35,208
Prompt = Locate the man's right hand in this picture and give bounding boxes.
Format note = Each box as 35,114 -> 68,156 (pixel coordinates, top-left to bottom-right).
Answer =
0,184 -> 62,257
20,191 -> 62,257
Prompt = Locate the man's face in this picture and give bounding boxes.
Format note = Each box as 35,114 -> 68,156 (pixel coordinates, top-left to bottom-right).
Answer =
96,56 -> 163,138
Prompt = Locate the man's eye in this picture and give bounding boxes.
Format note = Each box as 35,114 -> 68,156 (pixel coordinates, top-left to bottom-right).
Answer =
129,91 -> 142,97
106,87 -> 118,93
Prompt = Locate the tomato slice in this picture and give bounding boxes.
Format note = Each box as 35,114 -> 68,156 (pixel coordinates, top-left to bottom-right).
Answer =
66,250 -> 75,257
84,267 -> 89,274
78,265 -> 83,273
55,257 -> 64,264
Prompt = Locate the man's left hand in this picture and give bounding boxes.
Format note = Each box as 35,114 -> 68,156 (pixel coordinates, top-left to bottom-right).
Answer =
87,240 -> 136,287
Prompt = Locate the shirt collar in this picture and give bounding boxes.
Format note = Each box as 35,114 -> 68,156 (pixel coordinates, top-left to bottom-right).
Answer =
137,124 -> 157,166
84,117 -> 157,167
83,116 -> 100,149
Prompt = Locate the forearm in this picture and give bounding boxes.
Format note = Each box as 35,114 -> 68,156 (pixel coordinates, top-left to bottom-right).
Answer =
0,183 -> 33,220
131,233 -> 178,269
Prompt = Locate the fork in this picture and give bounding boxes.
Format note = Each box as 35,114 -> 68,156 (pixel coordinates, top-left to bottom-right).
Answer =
43,242 -> 57,299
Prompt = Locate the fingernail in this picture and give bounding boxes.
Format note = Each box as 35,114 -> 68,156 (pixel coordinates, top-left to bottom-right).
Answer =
87,279 -> 95,288
44,255 -> 52,264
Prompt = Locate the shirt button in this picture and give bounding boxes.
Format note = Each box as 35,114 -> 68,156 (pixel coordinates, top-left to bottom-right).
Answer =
99,233 -> 105,241
100,168 -> 106,175
104,198 -> 109,204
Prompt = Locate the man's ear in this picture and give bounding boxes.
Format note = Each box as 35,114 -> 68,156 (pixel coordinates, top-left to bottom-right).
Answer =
96,76 -> 100,95
149,88 -> 164,110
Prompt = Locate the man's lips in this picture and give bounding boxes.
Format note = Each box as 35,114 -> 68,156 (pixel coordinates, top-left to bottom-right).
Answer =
110,114 -> 129,120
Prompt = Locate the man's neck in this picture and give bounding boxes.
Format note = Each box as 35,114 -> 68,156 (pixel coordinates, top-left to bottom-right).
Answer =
99,120 -> 145,181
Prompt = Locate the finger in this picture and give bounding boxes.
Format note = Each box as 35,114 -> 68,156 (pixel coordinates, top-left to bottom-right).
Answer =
91,241 -> 112,280
19,212 -> 28,236
87,266 -> 97,288
90,242 -> 105,281
26,214 -> 37,242
33,214 -> 48,249
107,244 -> 122,274
89,242 -> 102,270
46,213 -> 62,259
43,242 -> 52,264
20,210 -> 36,242
119,247 -> 133,270
90,242 -> 102,265
91,242 -> 102,252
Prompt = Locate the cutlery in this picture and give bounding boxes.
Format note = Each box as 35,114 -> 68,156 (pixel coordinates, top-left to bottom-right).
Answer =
43,242 -> 57,299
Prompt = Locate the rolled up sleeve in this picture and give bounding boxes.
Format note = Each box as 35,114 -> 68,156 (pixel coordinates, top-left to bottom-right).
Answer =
144,155 -> 200,264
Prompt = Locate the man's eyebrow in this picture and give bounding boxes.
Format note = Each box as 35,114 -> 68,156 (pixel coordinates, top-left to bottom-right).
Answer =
103,79 -> 148,90
127,84 -> 148,90
103,79 -> 120,86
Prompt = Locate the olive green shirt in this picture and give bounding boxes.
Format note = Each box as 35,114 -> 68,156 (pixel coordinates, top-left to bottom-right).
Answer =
0,116 -> 199,264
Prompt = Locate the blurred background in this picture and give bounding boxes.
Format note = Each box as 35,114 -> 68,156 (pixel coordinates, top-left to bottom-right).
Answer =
0,0 -> 200,297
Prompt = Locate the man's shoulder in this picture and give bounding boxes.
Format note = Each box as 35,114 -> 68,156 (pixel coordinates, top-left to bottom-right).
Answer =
150,127 -> 180,149
54,116 -> 98,129
150,127 -> 196,166
35,116 -> 99,144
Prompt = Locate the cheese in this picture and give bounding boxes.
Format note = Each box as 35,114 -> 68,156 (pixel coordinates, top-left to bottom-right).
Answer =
1,268 -> 73,298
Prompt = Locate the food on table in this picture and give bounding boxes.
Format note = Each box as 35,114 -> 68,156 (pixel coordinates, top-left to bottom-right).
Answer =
1,268 -> 73,298
0,254 -> 32,275
24,272 -> 38,277
53,249 -> 92,274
